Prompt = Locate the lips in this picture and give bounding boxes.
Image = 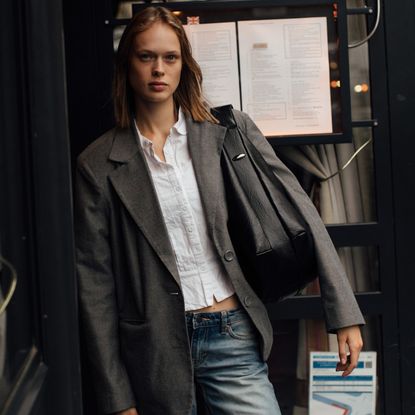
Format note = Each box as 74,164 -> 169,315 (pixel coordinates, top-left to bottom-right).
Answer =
149,82 -> 168,92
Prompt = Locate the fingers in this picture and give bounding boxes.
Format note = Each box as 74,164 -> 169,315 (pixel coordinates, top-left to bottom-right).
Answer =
343,344 -> 360,377
336,325 -> 363,377
336,336 -> 349,374
335,354 -> 350,373
337,334 -> 348,366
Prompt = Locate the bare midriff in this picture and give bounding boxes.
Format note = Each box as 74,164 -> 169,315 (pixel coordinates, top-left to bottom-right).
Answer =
189,294 -> 240,313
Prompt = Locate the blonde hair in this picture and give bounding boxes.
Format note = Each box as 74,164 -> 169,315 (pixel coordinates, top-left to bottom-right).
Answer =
113,6 -> 217,127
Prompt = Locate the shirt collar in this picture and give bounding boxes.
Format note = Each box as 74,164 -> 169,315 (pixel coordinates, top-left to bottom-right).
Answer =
172,107 -> 187,135
135,107 -> 187,150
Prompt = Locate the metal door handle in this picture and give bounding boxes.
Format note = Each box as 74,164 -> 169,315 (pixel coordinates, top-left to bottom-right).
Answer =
0,255 -> 17,315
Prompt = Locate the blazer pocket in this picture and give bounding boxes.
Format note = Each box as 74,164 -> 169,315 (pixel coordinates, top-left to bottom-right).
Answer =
119,320 -> 151,357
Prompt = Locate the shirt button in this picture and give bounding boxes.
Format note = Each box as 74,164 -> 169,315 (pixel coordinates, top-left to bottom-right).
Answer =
243,296 -> 252,307
224,250 -> 234,262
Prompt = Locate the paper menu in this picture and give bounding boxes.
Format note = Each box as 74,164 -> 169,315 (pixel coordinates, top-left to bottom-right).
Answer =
238,17 -> 333,136
184,17 -> 333,137
184,22 -> 241,110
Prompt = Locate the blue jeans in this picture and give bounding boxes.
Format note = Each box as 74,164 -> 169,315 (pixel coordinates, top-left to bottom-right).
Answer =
186,307 -> 282,415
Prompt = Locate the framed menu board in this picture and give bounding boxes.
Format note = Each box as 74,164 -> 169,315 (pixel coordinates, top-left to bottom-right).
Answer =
133,1 -> 352,144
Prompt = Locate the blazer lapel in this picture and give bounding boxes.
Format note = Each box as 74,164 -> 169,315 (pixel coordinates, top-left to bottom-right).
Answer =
108,126 -> 181,287
186,116 -> 228,233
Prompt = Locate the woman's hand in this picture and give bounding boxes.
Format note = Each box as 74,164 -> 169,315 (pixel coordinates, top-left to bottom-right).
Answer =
336,325 -> 363,377
115,408 -> 138,415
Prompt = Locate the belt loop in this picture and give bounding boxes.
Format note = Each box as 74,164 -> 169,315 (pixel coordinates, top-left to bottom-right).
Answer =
220,310 -> 227,334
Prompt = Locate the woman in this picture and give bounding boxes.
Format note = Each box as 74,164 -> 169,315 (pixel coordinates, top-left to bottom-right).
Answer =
75,6 -> 364,415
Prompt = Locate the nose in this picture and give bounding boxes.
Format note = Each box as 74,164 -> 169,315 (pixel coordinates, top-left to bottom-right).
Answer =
152,57 -> 165,77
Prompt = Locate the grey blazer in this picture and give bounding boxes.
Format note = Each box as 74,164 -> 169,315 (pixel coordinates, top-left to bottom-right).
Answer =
74,110 -> 364,415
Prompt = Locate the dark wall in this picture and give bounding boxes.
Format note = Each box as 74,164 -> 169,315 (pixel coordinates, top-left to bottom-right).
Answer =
63,0 -> 116,163
384,1 -> 415,413
1,0 -> 83,413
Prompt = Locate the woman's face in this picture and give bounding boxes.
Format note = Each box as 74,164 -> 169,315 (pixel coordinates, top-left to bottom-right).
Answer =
128,22 -> 182,108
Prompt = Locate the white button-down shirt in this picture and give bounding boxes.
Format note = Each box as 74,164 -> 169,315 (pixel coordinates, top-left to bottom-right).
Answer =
135,109 -> 235,311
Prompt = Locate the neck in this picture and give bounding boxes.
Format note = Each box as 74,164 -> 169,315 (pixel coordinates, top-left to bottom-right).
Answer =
134,99 -> 178,140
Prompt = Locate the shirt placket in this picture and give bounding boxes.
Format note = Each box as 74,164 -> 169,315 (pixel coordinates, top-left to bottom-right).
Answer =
164,138 -> 213,305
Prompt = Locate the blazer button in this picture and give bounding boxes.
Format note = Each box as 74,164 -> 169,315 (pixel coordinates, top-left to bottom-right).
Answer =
224,250 -> 234,262
243,296 -> 252,307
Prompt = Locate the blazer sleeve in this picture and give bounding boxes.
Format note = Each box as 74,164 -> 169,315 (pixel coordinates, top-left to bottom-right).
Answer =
234,110 -> 365,332
74,158 -> 136,414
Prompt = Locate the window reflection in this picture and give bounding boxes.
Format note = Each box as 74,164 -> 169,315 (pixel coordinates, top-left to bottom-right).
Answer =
113,25 -> 126,52
0,245 -> 33,408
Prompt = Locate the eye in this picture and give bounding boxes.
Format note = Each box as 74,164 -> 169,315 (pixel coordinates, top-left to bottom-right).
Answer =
137,53 -> 154,62
164,54 -> 179,62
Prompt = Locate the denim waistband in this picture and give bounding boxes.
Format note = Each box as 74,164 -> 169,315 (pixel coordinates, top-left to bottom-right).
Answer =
185,307 -> 249,330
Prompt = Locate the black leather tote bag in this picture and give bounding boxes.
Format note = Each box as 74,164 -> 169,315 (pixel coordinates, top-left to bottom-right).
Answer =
213,105 -> 317,302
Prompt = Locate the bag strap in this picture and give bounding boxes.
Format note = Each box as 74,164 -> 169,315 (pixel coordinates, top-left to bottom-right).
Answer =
214,105 -> 289,232
213,104 -> 279,196
212,105 -> 276,181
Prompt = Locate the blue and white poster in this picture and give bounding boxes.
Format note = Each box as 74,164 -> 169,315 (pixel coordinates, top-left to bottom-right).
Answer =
309,351 -> 377,415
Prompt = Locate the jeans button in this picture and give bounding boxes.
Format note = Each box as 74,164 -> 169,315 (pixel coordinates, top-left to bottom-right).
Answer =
224,250 -> 234,262
243,296 -> 252,307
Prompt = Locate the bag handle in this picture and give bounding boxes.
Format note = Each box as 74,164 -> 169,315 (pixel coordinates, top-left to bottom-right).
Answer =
211,105 -> 237,129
